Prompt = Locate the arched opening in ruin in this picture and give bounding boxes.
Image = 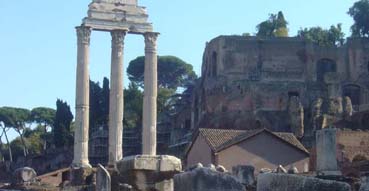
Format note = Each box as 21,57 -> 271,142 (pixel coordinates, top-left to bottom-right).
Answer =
288,91 -> 300,100
316,59 -> 336,82
352,154 -> 367,163
212,51 -> 218,77
343,84 -> 361,106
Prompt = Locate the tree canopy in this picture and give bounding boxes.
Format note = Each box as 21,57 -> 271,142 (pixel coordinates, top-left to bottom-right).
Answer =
0,107 -> 31,156
124,83 -> 144,128
31,107 -> 55,128
53,99 -> 73,148
297,24 -> 345,46
348,0 -> 369,37
256,11 -> 289,38
127,56 -> 197,90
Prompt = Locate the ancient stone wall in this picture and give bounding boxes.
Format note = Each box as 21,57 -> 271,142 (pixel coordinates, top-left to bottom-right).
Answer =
191,36 -> 369,134
336,130 -> 369,162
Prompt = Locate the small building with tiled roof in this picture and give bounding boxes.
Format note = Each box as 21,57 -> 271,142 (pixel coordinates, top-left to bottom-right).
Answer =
186,128 -> 309,173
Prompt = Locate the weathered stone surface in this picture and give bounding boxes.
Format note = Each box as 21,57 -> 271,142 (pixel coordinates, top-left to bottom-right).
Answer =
275,165 -> 287,174
142,32 -> 159,156
174,167 -> 245,191
83,0 -> 153,33
116,155 -> 181,191
257,173 -> 351,191
108,30 -> 126,167
117,155 -> 181,173
13,167 -> 37,184
180,36 -> 369,142
96,164 -> 111,191
316,128 -> 341,176
155,179 -> 173,191
259,168 -> 272,174
187,163 -> 203,171
288,96 -> 304,138
288,166 -> 299,174
70,167 -> 94,186
360,176 -> 369,191
232,165 -> 255,186
73,26 -> 92,168
216,165 -> 227,173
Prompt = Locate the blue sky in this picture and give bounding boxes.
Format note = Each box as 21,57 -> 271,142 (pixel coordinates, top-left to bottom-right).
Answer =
0,0 -> 356,112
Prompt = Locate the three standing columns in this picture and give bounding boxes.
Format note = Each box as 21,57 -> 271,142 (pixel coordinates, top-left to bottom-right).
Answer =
142,32 -> 159,156
108,30 -> 127,167
73,26 -> 92,168
73,27 -> 159,168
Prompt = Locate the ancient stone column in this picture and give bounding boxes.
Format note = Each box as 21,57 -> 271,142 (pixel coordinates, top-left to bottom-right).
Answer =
142,32 -> 159,156
316,128 -> 341,175
73,26 -> 92,168
108,30 -> 126,166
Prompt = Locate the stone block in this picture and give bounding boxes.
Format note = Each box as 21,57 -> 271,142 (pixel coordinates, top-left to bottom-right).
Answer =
96,164 -> 111,191
232,165 -> 255,186
117,155 -> 181,173
174,167 -> 245,191
257,173 -> 351,191
13,167 -> 37,185
116,155 -> 181,191
155,179 -> 173,191
316,128 -> 341,176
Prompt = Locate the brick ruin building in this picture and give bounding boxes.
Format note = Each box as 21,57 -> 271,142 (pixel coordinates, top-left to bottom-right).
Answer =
169,36 -> 369,163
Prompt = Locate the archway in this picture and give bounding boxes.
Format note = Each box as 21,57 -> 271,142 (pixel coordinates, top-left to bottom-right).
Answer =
343,84 -> 361,106
316,59 -> 337,82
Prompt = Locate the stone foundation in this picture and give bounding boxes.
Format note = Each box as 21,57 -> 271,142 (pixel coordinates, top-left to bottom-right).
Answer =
115,155 -> 181,191
257,173 -> 351,191
174,167 -> 245,191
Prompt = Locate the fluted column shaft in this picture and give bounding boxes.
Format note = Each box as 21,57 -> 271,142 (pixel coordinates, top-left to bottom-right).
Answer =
108,30 -> 126,166
73,26 -> 91,168
142,32 -> 159,156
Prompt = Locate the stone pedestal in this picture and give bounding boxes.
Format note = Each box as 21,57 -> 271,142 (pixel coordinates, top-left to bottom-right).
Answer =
116,155 -> 181,191
316,128 -> 341,176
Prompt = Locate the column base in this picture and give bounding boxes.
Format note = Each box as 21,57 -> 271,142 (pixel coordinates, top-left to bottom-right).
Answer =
115,155 -> 181,191
70,166 -> 95,186
71,162 -> 92,169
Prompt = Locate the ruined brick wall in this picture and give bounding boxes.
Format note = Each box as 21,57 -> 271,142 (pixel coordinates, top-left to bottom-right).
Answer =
309,130 -> 369,175
191,36 -> 369,133
336,130 -> 369,162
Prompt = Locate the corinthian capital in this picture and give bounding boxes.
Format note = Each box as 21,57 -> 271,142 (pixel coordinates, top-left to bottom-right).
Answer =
111,30 -> 127,47
144,32 -> 159,51
76,26 -> 91,45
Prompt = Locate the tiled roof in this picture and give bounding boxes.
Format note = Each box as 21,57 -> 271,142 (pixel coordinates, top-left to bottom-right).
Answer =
198,128 -> 256,152
197,128 -> 309,154
273,132 -> 309,154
